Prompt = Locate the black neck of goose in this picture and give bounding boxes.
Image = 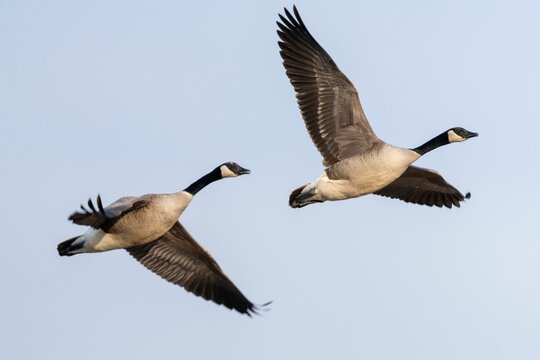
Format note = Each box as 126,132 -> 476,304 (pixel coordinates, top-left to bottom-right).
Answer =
412,131 -> 450,156
183,168 -> 222,196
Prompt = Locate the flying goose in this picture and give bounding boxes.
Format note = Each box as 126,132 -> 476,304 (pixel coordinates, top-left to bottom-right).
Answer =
277,7 -> 478,209
58,162 -> 266,316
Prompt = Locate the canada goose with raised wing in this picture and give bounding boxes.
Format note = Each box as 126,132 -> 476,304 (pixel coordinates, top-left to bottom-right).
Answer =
277,7 -> 478,209
57,162 -> 266,316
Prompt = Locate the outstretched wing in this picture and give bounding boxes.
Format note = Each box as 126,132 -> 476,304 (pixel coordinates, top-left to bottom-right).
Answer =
374,166 -> 470,208
277,6 -> 380,166
68,195 -> 149,231
126,222 -> 266,316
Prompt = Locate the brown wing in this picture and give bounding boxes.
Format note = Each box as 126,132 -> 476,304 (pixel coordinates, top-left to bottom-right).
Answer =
374,166 -> 470,208
126,222 -> 265,316
69,195 -> 149,231
277,6 -> 380,167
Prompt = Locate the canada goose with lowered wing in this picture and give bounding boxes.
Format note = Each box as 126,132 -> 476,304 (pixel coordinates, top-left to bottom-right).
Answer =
277,7 -> 478,209
57,162 -> 267,316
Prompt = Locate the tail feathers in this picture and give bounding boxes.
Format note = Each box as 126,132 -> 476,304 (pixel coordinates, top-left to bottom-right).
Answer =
289,184 -> 322,208
57,236 -> 83,256
289,184 -> 307,207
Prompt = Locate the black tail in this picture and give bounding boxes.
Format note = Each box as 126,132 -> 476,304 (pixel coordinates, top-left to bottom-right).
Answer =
57,236 -> 82,256
289,184 -> 307,208
289,184 -> 324,208
289,184 -> 321,208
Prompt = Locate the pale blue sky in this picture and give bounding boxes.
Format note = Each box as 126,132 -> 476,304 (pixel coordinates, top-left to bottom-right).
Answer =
1,1 -> 539,359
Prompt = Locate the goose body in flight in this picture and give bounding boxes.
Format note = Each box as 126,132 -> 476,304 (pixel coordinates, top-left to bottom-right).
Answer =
57,162 -> 266,316
277,7 -> 478,209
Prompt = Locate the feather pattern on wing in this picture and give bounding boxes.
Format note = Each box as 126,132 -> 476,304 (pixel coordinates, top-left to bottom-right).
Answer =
69,195 -> 149,231
277,6 -> 380,166
126,222 -> 262,316
374,166 -> 469,208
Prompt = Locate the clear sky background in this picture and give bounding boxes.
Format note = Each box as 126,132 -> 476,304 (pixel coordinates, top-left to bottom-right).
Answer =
1,0 -> 539,359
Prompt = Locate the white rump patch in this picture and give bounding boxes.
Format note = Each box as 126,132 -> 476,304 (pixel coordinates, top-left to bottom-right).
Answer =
72,228 -> 107,253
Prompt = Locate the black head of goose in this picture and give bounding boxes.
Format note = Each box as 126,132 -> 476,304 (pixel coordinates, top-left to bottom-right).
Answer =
57,162 -> 269,316
277,7 -> 478,209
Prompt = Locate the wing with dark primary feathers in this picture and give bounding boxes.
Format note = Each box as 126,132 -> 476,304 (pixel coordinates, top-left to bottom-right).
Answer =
374,166 -> 470,208
277,6 -> 380,167
126,222 -> 267,316
68,195 -> 149,231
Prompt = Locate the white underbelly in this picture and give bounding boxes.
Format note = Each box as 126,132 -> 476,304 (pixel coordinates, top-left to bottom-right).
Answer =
93,228 -> 167,251
79,219 -> 176,252
316,145 -> 419,201
316,171 -> 403,200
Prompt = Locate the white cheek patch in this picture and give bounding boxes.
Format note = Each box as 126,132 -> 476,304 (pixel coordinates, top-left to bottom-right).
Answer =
448,130 -> 465,143
220,165 -> 237,178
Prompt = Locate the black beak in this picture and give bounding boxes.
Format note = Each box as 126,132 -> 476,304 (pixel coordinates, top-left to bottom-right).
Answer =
237,167 -> 251,175
466,131 -> 479,139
